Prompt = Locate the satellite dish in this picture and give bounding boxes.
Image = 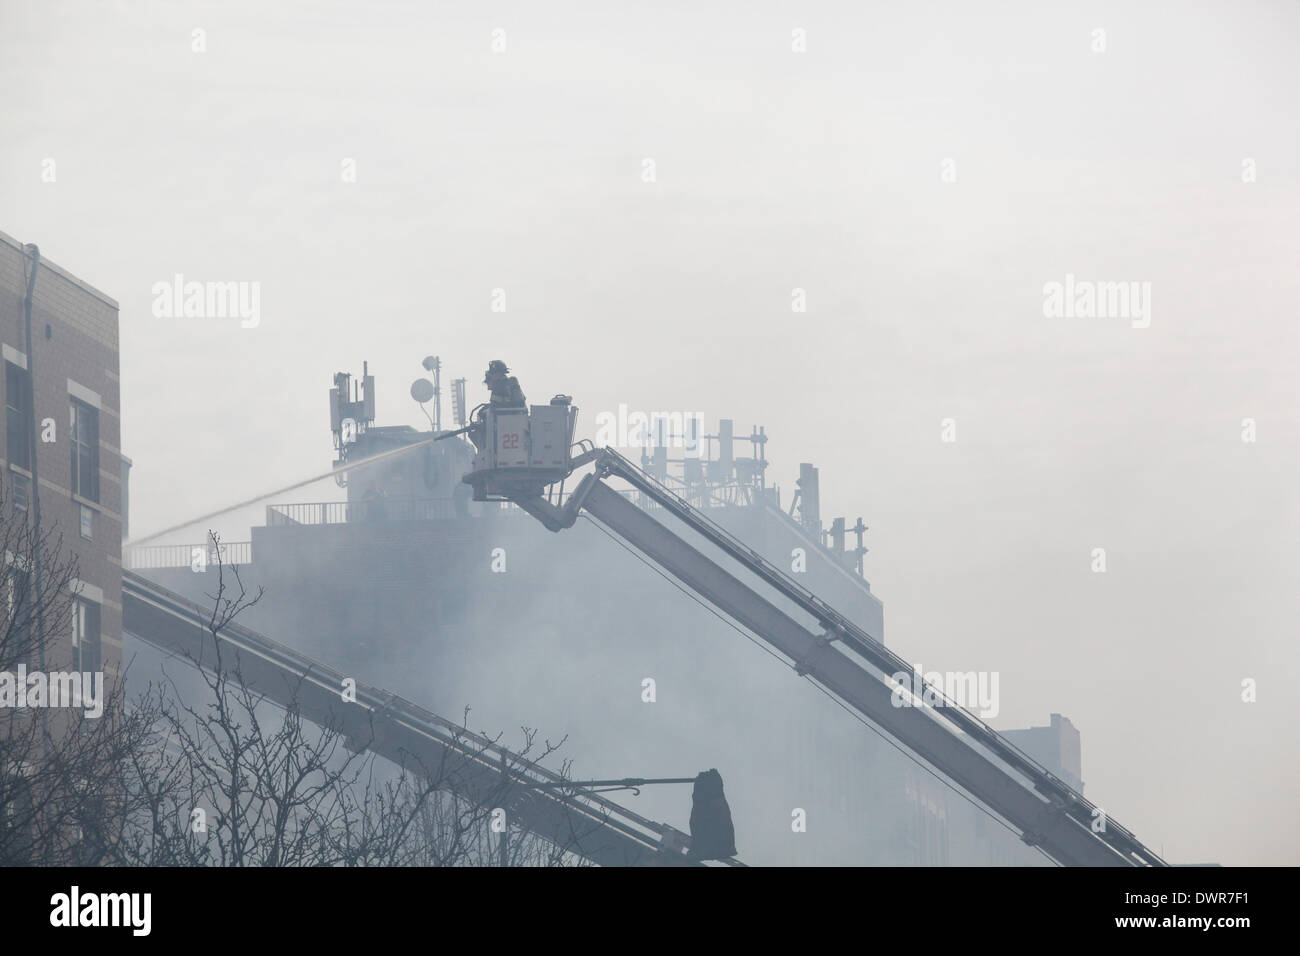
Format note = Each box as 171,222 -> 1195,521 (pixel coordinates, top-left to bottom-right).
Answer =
410,379 -> 435,403
422,356 -> 439,372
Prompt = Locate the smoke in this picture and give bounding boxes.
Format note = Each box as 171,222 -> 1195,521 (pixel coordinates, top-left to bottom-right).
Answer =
125,439 -> 437,546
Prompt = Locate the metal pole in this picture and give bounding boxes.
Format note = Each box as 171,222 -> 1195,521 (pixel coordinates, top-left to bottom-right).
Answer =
531,776 -> 697,791
22,244 -> 53,793
432,357 -> 441,434
499,752 -> 508,867
22,245 -> 45,675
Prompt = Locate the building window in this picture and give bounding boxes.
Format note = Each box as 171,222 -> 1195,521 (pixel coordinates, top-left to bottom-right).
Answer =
79,504 -> 94,540
6,361 -> 31,471
2,775 -> 33,851
70,399 -> 99,503
6,568 -> 32,675
71,597 -> 101,674
10,472 -> 29,514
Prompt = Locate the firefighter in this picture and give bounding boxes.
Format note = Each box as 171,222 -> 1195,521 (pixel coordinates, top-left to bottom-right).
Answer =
469,360 -> 526,452
484,359 -> 526,409
687,769 -> 737,860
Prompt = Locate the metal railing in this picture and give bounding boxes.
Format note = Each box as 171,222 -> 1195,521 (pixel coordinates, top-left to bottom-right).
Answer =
265,497 -> 462,527
124,540 -> 252,570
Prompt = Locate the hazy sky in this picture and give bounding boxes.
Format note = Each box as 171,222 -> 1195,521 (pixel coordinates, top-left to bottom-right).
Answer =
3,0 -> 1297,864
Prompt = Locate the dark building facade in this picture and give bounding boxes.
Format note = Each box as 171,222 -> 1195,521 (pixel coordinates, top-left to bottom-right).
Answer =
0,231 -> 123,692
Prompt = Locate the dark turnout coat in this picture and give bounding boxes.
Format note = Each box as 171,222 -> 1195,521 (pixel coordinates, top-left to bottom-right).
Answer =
688,769 -> 737,860
488,375 -> 526,409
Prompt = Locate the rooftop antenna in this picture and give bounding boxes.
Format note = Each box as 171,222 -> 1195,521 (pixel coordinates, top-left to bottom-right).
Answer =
422,355 -> 441,432
410,377 -> 436,430
329,361 -> 376,484
411,355 -> 444,432
451,377 -> 468,428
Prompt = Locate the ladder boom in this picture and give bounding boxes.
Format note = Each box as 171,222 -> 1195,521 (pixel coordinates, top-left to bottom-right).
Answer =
464,404 -> 1163,866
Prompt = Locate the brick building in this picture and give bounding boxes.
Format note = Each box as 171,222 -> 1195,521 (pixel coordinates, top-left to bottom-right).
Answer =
0,231 -> 123,693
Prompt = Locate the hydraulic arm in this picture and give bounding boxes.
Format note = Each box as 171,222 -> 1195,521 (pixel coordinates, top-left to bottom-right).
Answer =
502,444 -> 1164,867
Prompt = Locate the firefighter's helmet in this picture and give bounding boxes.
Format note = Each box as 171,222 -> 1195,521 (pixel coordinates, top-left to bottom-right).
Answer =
484,359 -> 509,383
